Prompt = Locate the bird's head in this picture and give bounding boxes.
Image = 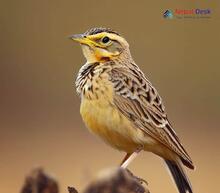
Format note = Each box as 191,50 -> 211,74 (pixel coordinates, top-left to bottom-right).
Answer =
69,27 -> 130,63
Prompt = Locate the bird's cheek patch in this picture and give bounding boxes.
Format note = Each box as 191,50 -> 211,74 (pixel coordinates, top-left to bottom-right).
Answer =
95,48 -> 112,60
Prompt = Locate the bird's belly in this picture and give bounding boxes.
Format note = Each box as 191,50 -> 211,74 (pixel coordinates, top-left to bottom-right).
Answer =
80,97 -> 142,153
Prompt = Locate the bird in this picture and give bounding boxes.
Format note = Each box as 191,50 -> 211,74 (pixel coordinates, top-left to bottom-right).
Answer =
69,27 -> 195,193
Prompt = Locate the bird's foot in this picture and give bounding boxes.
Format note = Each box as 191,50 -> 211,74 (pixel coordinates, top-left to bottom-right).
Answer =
125,169 -> 148,186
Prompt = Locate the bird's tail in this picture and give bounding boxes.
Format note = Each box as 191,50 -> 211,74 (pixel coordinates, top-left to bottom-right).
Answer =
165,159 -> 193,193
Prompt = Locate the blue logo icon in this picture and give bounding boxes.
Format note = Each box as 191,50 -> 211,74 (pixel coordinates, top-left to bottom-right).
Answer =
163,10 -> 173,19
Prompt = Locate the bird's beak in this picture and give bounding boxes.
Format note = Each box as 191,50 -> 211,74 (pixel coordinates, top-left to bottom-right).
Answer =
69,34 -> 93,46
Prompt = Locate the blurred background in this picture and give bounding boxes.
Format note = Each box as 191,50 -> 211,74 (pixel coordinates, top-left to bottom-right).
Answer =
1,1 -> 219,193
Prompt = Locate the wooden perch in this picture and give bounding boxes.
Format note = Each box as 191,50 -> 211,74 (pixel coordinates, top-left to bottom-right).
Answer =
68,167 -> 149,193
20,167 -> 149,193
20,167 -> 59,193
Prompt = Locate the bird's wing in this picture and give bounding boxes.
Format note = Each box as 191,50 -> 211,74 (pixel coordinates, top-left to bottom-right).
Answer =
109,65 -> 193,168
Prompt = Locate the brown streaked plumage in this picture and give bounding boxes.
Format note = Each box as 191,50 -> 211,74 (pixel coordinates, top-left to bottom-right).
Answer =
70,27 -> 195,193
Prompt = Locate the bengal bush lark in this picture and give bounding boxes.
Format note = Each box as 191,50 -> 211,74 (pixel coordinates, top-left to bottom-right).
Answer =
70,27 -> 194,193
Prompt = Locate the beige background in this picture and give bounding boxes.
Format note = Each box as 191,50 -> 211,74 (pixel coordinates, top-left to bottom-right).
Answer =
1,1 -> 219,193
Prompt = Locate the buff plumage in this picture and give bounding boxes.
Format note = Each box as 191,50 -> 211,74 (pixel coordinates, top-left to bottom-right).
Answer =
71,27 -> 194,193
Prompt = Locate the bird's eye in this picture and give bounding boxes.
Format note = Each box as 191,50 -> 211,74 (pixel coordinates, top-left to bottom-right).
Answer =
101,36 -> 110,44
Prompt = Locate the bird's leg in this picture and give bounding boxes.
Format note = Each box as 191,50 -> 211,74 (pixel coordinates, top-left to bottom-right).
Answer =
120,147 -> 142,168
120,153 -> 132,166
